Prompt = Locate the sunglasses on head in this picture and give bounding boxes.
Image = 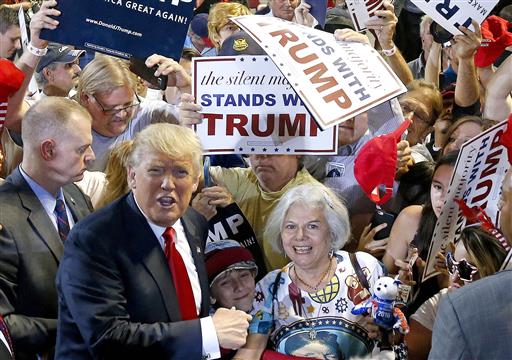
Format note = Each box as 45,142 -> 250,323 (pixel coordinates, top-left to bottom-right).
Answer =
445,252 -> 478,283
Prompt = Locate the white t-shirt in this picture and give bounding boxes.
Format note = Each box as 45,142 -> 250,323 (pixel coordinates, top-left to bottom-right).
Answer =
410,288 -> 449,330
75,170 -> 107,208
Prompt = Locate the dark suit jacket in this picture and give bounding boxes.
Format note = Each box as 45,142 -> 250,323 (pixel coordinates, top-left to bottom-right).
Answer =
429,270 -> 512,360
0,341 -> 12,360
0,168 -> 93,360
55,192 -> 210,359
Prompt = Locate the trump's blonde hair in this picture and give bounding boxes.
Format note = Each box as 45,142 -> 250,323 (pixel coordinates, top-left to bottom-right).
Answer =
128,123 -> 203,177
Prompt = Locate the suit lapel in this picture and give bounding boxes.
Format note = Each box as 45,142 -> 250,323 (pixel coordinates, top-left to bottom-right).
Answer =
63,185 -> 89,222
9,169 -> 63,262
181,210 -> 210,317
125,194 -> 180,321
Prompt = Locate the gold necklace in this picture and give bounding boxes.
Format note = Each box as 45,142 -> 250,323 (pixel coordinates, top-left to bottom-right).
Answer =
293,256 -> 334,292
296,257 -> 335,341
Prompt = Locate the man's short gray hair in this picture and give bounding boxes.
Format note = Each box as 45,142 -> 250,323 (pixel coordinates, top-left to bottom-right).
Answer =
34,63 -> 58,88
264,183 -> 350,256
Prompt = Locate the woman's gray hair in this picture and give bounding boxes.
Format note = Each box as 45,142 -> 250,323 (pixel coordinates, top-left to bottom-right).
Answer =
264,183 -> 350,256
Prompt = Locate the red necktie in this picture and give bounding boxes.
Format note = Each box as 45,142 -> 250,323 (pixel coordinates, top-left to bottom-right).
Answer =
55,198 -> 70,242
162,227 -> 198,320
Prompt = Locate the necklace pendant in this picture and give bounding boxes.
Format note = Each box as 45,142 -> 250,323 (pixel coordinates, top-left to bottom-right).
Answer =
309,328 -> 317,340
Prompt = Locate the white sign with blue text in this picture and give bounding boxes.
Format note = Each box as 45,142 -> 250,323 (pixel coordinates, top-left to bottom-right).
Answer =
411,0 -> 499,36
423,120 -> 510,281
231,15 -> 407,130
192,56 -> 338,155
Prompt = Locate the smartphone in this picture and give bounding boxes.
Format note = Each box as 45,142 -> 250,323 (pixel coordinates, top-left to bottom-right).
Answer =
129,57 -> 168,90
430,22 -> 454,44
203,156 -> 211,188
370,209 -> 395,240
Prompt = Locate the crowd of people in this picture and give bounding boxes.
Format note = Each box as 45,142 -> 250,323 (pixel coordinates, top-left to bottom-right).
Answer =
0,0 -> 511,359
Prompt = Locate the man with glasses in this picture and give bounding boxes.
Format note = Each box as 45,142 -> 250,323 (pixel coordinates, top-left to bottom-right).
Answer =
398,80 -> 443,164
78,54 -> 190,171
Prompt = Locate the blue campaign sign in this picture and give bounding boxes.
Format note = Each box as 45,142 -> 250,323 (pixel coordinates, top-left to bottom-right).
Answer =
306,0 -> 327,28
40,0 -> 194,60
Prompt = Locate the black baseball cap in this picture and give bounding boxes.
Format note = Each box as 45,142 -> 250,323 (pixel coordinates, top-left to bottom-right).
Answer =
36,43 -> 85,73
218,31 -> 266,56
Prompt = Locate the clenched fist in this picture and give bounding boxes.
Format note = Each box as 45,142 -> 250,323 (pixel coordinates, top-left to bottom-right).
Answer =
212,307 -> 252,350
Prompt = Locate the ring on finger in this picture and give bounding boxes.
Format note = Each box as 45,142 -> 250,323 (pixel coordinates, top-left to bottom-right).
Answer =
380,25 -> 384,31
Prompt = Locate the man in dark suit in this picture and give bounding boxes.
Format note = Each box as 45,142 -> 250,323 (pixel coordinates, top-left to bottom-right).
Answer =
0,97 -> 95,360
429,269 -> 512,359
430,169 -> 512,359
56,123 -> 251,359
0,315 -> 14,360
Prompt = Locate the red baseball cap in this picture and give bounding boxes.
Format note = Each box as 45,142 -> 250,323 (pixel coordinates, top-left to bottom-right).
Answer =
474,15 -> 512,68
354,119 -> 411,205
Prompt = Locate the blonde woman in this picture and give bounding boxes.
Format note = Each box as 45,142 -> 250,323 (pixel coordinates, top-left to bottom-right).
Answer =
207,2 -> 251,49
96,140 -> 133,208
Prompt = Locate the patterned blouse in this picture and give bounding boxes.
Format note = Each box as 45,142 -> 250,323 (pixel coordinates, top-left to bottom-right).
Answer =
249,251 -> 385,359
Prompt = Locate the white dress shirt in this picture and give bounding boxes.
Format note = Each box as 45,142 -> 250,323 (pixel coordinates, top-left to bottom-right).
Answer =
134,198 -> 221,359
19,166 -> 75,230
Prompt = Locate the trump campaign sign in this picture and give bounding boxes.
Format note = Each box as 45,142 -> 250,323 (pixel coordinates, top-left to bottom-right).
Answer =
41,0 -> 194,60
411,0 -> 500,36
345,0 -> 386,31
230,15 -> 407,130
423,120 -> 510,281
193,56 -> 337,155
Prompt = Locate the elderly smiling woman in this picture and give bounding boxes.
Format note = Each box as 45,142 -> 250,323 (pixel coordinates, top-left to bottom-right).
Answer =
235,184 -> 385,360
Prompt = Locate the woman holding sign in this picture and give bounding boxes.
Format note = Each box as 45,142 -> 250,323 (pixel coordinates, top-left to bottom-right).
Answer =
383,151 -> 458,316
405,225 -> 507,359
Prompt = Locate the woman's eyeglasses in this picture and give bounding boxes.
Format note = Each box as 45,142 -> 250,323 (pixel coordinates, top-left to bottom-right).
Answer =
445,252 -> 478,282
